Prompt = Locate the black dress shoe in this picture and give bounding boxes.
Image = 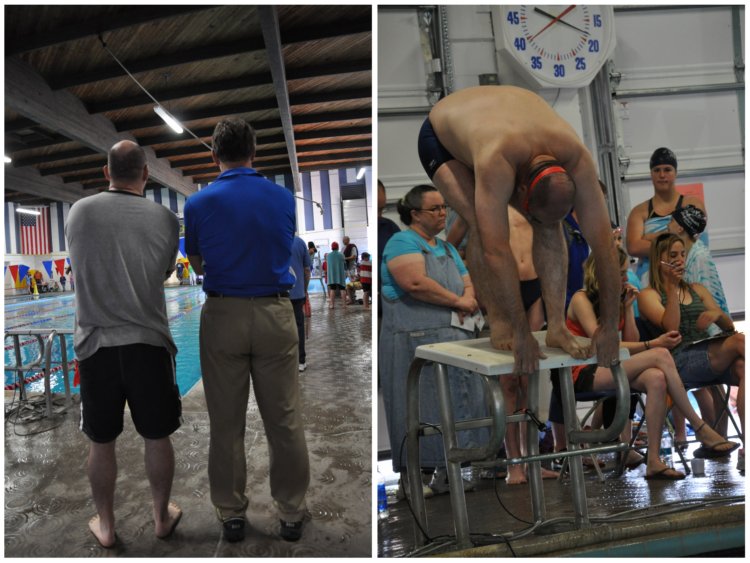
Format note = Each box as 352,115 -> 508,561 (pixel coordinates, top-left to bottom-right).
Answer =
279,519 -> 303,542
223,517 -> 246,542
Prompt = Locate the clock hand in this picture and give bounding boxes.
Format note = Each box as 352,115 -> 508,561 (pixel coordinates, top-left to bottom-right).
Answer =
530,4 -> 578,41
533,7 -> 589,35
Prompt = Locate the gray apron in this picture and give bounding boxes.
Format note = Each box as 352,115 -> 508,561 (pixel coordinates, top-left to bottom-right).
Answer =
380,236 -> 487,472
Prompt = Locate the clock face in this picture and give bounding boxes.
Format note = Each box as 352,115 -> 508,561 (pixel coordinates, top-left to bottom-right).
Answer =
499,5 -> 615,88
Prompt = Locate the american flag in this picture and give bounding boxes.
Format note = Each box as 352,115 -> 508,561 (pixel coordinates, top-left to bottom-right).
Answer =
19,208 -> 50,255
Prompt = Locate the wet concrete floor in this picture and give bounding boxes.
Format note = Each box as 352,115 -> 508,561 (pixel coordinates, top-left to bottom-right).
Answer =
377,447 -> 745,557
5,292 -> 373,557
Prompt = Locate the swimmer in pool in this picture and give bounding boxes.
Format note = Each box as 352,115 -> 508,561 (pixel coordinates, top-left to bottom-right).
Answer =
418,85 -> 621,376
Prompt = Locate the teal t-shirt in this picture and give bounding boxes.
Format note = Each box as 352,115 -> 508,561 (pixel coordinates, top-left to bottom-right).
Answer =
381,229 -> 468,300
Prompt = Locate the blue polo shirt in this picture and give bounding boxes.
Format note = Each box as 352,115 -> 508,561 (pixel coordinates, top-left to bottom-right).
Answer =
184,167 -> 296,296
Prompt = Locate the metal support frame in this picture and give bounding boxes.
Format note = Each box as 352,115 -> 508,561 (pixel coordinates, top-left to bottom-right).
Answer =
589,61 -> 626,228
4,329 -> 75,418
404,334 -> 630,549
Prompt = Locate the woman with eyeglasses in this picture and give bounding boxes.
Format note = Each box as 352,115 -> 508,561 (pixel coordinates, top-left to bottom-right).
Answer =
380,184 -> 486,495
626,148 -> 705,287
567,246 -> 739,479
638,233 -> 744,469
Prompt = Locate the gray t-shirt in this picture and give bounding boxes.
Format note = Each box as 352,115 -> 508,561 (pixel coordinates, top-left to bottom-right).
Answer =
65,191 -> 179,361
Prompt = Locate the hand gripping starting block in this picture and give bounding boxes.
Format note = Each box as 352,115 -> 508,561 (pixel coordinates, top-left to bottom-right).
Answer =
405,331 -> 630,550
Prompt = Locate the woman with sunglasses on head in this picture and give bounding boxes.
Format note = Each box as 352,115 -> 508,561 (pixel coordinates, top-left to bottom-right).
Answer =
380,184 -> 486,495
638,233 -> 744,469
566,247 -> 735,479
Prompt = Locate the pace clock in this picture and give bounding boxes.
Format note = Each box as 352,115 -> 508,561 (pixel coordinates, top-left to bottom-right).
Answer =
494,5 -> 616,89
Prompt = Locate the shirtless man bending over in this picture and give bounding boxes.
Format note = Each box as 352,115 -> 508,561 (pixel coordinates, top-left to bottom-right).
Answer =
419,85 -> 620,375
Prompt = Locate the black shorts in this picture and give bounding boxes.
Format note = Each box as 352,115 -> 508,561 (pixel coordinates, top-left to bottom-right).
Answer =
79,343 -> 182,443
361,282 -> 372,293
417,118 -> 456,179
520,278 -> 542,312
328,283 -> 345,290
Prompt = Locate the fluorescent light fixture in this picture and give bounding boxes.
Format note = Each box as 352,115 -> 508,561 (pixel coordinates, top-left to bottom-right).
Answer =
154,105 -> 184,134
356,167 -> 366,180
15,208 -> 41,216
4,155 -> 12,163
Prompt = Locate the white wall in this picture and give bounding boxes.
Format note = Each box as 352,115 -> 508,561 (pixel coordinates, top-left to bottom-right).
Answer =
378,4 -> 745,315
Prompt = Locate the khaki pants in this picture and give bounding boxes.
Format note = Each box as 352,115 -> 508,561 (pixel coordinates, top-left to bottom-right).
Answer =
200,296 -> 310,521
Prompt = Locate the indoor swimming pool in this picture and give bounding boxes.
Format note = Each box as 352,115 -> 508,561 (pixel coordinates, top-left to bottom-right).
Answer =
4,286 -> 206,397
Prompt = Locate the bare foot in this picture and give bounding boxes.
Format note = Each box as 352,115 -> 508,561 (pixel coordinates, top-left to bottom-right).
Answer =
505,465 -> 528,485
89,515 -> 116,548
155,502 -> 182,539
540,467 -> 559,479
546,328 -> 591,360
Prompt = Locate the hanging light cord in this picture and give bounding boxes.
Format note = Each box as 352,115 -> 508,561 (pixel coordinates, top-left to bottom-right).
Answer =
98,34 -> 212,151
97,34 -> 327,213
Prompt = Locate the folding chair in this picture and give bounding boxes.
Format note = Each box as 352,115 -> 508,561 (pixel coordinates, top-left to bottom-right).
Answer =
557,390 -> 641,482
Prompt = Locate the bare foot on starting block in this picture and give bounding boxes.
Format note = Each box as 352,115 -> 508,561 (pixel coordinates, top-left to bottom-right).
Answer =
545,327 -> 591,360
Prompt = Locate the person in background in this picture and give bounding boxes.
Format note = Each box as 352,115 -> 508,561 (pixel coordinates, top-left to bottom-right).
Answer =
638,234 -> 744,469
626,147 -> 705,286
184,118 -> 310,542
378,180 -> 402,324
565,247 -> 737,479
290,235 -> 311,372
342,235 -> 359,279
60,273 -> 67,292
359,252 -> 372,310
307,241 -> 321,277
380,184 -> 486,494
66,140 -> 182,548
325,242 -> 347,309
666,205 -> 731,443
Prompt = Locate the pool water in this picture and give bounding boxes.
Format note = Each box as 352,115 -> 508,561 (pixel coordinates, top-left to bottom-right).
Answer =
4,286 -> 205,397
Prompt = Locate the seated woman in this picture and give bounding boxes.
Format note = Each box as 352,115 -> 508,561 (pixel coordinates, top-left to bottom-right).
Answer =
567,247 -> 738,480
638,233 -> 744,468
380,184 -> 486,494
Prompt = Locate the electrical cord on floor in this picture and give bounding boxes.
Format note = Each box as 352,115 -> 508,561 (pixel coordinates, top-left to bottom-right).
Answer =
395,422 -> 443,544
5,370 -> 67,436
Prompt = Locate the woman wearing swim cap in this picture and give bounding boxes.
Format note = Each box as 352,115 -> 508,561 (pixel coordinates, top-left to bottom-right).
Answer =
666,204 -> 732,447
625,147 -> 705,286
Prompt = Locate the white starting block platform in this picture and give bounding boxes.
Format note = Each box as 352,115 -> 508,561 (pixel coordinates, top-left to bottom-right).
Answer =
405,331 -> 630,550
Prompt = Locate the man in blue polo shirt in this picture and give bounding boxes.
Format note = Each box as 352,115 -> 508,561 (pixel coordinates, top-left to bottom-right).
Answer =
184,118 -> 310,543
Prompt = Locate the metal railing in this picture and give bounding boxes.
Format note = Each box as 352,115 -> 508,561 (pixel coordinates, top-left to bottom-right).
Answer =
4,328 -> 75,418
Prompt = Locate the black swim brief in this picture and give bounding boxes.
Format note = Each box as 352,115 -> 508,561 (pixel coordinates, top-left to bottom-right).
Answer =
520,278 -> 542,311
417,118 -> 456,179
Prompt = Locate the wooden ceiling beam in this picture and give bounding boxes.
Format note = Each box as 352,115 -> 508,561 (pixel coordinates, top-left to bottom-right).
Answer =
6,57 -> 196,197
294,126 -> 371,140
10,147 -> 98,168
281,18 -> 371,44
87,73 -> 273,114
259,6 -> 301,192
5,165 -> 87,204
40,159 -> 107,176
114,100 -> 280,131
87,61 -> 371,114
286,60 -> 371,80
7,6 -> 213,55
298,151 -> 371,164
48,35 -> 266,90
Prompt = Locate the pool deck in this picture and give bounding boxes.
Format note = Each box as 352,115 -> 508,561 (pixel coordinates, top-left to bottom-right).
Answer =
4,292 -> 373,557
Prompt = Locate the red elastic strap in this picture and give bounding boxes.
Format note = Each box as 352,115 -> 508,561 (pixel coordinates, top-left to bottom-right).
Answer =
525,165 -> 567,213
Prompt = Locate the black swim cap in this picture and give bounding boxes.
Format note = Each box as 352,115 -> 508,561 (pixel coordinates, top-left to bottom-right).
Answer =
672,204 -> 706,238
649,147 -> 677,170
